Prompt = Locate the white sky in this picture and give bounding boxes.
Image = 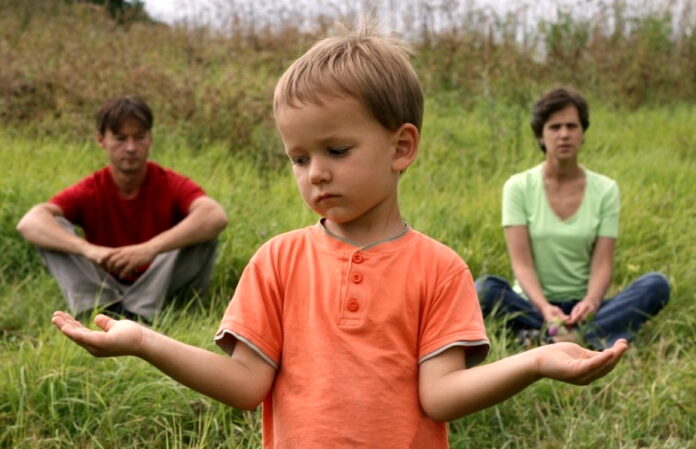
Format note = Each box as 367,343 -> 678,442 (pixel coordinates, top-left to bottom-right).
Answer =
139,0 -> 692,37
139,0 -> 620,26
142,0 -> 515,21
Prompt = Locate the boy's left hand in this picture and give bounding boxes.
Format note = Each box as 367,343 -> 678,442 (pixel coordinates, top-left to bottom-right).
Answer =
533,339 -> 628,385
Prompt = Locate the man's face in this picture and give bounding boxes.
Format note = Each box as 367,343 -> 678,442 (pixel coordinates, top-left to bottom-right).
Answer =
98,117 -> 151,175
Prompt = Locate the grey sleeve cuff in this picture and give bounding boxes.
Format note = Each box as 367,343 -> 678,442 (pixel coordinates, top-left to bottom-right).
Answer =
419,340 -> 490,367
214,329 -> 279,370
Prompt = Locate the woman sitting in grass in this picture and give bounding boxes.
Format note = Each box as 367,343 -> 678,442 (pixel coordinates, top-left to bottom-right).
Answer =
476,87 -> 670,349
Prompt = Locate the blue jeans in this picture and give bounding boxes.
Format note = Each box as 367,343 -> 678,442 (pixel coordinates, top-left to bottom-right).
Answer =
475,272 -> 670,349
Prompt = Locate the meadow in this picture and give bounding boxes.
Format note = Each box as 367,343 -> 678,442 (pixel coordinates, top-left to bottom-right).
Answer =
1,0 -> 695,447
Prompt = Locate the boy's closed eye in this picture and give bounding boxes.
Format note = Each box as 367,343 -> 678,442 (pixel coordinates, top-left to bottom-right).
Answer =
327,146 -> 350,157
288,147 -> 350,166
290,155 -> 309,166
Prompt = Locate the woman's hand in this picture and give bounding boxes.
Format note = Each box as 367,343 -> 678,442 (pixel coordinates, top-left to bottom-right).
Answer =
540,303 -> 569,324
52,311 -> 147,357
567,298 -> 600,326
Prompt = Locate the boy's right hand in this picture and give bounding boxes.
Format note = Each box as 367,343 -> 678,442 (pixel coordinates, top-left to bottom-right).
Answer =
52,311 -> 146,357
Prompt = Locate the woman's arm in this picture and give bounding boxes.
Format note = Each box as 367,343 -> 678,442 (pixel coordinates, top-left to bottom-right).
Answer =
504,225 -> 568,323
567,237 -> 615,326
52,311 -> 275,410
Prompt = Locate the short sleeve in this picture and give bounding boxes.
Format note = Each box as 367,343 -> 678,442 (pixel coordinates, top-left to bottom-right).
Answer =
169,171 -> 206,215
502,174 -> 527,227
418,261 -> 489,367
214,246 -> 283,368
598,180 -> 620,238
49,179 -> 92,225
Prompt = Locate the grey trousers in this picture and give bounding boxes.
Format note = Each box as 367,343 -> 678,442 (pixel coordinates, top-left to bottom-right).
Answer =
39,218 -> 217,320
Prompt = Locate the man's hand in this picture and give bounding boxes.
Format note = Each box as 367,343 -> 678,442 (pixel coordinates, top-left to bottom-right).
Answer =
82,244 -> 117,266
532,339 -> 628,385
52,311 -> 147,357
566,298 -> 600,326
102,243 -> 158,279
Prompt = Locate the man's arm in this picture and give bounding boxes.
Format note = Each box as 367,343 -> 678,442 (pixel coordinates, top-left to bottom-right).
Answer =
103,196 -> 228,277
16,203 -> 114,264
147,195 -> 229,252
419,341 -> 628,422
52,311 -> 275,410
504,225 -> 568,323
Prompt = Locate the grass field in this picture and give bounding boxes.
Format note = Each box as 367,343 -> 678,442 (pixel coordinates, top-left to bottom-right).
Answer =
1,99 -> 694,448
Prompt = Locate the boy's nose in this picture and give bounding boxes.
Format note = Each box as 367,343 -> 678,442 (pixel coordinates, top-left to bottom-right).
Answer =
309,162 -> 330,184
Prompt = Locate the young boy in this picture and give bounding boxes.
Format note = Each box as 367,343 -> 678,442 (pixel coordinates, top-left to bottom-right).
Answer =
52,25 -> 628,448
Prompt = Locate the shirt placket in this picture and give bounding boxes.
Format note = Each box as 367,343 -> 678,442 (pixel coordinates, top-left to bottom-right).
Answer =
339,250 -> 367,326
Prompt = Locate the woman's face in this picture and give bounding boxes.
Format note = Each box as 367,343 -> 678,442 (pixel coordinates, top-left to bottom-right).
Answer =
540,105 -> 584,162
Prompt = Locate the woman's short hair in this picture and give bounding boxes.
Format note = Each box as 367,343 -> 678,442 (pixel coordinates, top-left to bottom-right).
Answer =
531,87 -> 589,153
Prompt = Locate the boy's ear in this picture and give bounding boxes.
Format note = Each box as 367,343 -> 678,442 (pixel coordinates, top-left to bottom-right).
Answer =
391,123 -> 419,172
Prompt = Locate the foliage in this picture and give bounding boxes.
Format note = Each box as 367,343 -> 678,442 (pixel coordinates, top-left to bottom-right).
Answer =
69,0 -> 150,24
1,0 -> 695,163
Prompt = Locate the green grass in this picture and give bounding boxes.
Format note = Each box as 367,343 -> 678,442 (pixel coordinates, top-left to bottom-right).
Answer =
1,101 -> 694,448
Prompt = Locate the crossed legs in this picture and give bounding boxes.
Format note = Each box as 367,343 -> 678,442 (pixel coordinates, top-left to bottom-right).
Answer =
38,218 -> 218,321
475,273 -> 670,348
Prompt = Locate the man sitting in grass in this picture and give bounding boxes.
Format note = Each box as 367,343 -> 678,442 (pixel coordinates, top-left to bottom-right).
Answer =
18,96 -> 228,323
52,24 -> 628,448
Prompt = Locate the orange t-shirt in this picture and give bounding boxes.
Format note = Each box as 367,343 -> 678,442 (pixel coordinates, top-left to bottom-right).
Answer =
216,223 -> 489,449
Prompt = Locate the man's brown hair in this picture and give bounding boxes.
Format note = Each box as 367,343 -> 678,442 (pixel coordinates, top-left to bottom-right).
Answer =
96,96 -> 153,135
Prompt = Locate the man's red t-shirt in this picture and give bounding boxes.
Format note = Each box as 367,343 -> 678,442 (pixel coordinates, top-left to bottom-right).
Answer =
50,161 -> 205,279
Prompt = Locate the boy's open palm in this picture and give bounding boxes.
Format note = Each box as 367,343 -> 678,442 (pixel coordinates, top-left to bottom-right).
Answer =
419,339 -> 628,421
52,310 -> 275,410
52,311 -> 145,357
534,339 -> 628,385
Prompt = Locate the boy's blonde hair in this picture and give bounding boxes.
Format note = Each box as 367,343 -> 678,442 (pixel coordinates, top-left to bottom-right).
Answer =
273,21 -> 424,132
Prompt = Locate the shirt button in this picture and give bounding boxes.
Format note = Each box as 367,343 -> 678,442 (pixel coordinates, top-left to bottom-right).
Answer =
351,272 -> 363,284
347,298 -> 360,312
352,253 -> 364,263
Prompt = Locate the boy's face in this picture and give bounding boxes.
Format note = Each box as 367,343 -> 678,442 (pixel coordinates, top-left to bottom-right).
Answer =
276,95 -> 415,233
97,117 -> 151,176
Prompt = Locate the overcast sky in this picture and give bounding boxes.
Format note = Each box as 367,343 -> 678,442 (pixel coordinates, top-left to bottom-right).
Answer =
142,0 -> 521,22
139,0 -> 691,39
139,0 -> 626,26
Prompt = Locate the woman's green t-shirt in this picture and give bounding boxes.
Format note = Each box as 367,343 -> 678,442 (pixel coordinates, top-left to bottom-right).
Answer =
502,164 -> 620,301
